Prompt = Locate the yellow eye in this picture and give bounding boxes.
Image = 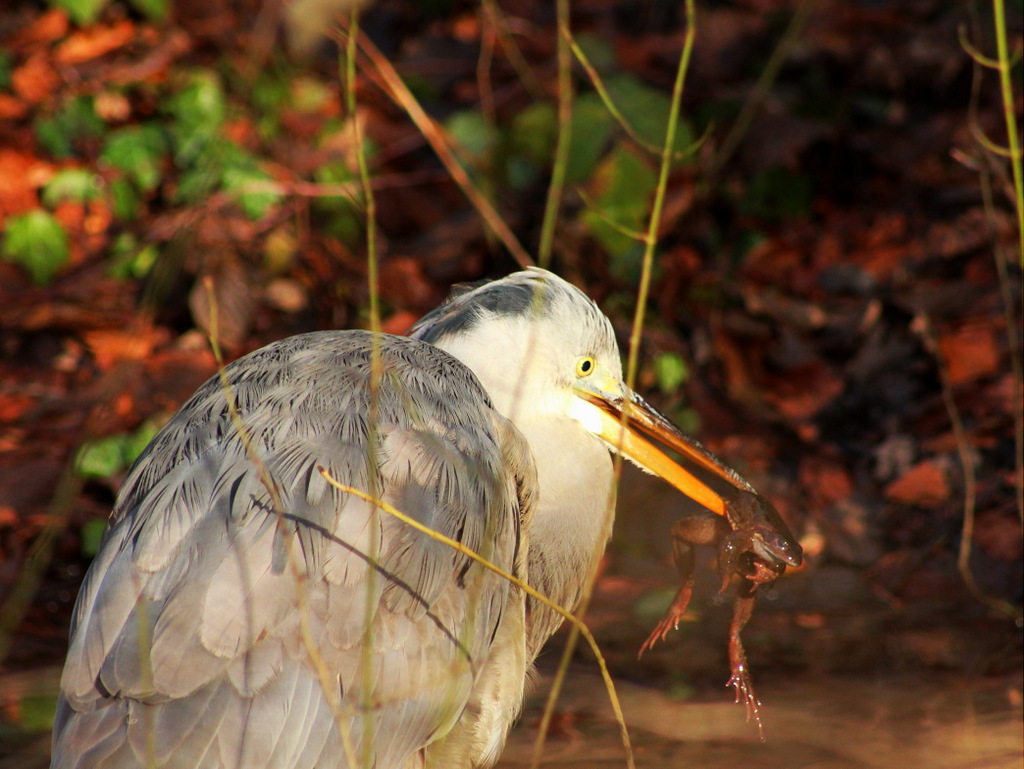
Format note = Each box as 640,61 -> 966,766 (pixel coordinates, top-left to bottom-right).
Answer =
575,356 -> 596,377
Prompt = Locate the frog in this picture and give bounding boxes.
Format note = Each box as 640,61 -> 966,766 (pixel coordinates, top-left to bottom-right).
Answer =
639,487 -> 802,739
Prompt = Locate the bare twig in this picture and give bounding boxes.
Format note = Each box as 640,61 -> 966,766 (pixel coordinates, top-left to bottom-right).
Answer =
537,0 -> 573,269
915,314 -> 1021,621
319,471 -> 636,769
709,0 -> 816,178
531,3 -> 699,766
204,278 -> 360,765
336,22 -> 534,269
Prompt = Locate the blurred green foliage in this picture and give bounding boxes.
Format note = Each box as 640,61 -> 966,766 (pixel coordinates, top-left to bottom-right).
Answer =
49,0 -> 166,25
653,351 -> 688,396
9,5 -> 814,293
1,211 -> 70,285
34,96 -> 104,159
76,420 -> 161,480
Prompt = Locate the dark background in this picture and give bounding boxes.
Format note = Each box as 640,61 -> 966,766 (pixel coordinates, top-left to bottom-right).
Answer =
0,0 -> 1021,765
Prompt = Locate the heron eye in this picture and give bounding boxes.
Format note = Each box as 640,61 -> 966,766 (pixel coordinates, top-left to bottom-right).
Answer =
575,356 -> 595,377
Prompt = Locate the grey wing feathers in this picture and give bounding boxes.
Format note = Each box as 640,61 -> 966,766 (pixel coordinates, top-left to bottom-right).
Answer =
53,330 -> 533,769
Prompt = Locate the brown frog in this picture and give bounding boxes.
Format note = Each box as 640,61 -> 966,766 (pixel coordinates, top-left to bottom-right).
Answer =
639,488 -> 802,739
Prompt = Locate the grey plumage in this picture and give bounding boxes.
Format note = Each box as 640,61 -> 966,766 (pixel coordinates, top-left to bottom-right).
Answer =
55,328 -> 532,769
53,268 -> 710,769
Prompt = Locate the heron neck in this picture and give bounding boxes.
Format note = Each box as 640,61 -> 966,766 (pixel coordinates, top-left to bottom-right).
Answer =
510,416 -> 615,661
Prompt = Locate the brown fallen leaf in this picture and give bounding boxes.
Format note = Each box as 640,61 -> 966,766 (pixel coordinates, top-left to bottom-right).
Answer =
937,321 -> 1001,386
763,361 -> 845,422
55,20 -> 135,65
189,259 -> 255,353
800,455 -> 854,508
0,94 -> 28,121
11,51 -> 59,105
82,327 -> 158,371
382,311 -> 419,336
0,394 -> 36,422
0,150 -> 47,221
9,8 -> 69,49
972,512 -> 1023,561
883,460 -> 950,509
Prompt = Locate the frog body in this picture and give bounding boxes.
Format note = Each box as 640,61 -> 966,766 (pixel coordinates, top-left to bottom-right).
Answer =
639,488 -> 802,739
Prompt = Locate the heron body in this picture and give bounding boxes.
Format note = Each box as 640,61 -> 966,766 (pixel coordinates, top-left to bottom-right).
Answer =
52,268 -> 739,768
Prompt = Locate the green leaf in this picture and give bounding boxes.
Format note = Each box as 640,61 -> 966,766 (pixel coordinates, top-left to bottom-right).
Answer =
80,519 -> 108,559
313,160 -> 358,214
123,420 -> 161,463
573,32 -> 617,74
34,97 -> 103,159
310,160 -> 363,244
165,71 -> 226,165
446,110 -> 496,165
50,0 -> 110,25
251,68 -> 290,140
509,101 -> 558,166
76,435 -> 130,479
176,163 -> 220,204
0,51 -> 13,90
566,94 -> 615,184
581,143 -> 657,277
1,210 -> 69,285
252,69 -> 290,115
108,233 -> 158,279
126,0 -> 168,21
289,76 -> 333,113
653,351 -> 688,395
739,166 -> 813,221
10,694 -> 59,733
604,74 -> 695,159
671,406 -> 701,436
109,177 -> 139,221
222,162 -> 281,220
75,419 -> 162,481
42,168 -> 103,206
100,124 -> 168,192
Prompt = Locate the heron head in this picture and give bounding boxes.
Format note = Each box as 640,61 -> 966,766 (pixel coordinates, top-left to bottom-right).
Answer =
410,268 -> 763,523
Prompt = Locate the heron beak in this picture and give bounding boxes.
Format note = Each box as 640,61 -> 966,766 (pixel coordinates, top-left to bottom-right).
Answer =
573,380 -> 750,518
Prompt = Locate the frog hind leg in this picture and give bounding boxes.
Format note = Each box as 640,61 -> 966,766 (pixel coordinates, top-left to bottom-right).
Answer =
726,579 -> 766,741
639,513 -> 728,657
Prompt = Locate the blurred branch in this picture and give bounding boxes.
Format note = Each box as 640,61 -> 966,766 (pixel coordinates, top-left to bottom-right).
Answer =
961,3 -> 1024,528
537,0 -> 573,269
915,314 -> 1022,621
988,0 -> 1023,265
709,0 -> 816,179
338,21 -> 534,269
320,471 -> 636,769
0,461 -> 81,669
481,0 -> 544,101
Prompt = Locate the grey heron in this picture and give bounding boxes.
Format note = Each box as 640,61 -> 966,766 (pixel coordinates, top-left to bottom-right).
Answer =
52,267 -> 790,768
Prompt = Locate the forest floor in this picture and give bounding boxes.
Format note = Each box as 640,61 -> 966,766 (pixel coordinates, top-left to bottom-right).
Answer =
0,0 -> 1021,766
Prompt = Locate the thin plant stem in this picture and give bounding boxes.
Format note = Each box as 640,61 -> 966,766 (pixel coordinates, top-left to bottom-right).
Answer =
709,0 -> 816,178
990,0 -> 1023,266
537,0 -> 573,269
481,0 -> 544,101
979,166 -> 1024,528
320,472 -> 636,769
344,11 -> 386,766
565,29 -> 704,161
531,3 -> 698,766
204,278 -> 361,765
343,24 -> 534,268
987,0 -> 1024,523
916,314 -> 1021,621
962,1 -> 1024,531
